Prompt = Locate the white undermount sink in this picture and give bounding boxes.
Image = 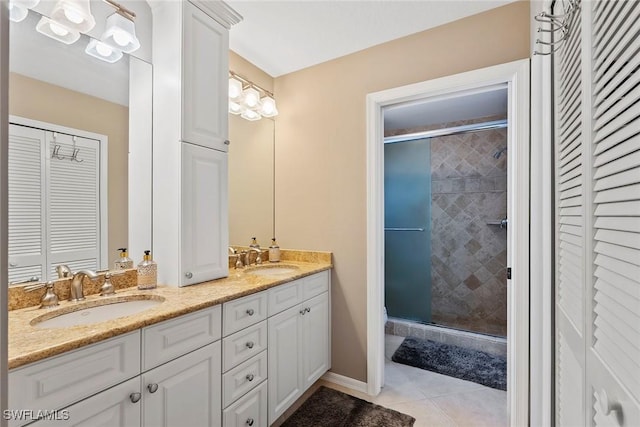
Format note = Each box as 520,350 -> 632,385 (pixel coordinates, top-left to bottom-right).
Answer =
31,295 -> 165,329
244,264 -> 300,277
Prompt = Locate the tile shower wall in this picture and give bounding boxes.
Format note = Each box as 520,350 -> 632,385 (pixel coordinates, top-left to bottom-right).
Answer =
429,122 -> 507,336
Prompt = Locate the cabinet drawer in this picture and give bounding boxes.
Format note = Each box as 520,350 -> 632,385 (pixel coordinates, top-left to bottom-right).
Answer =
223,380 -> 268,427
302,270 -> 330,300
8,332 -> 140,426
222,351 -> 267,408
142,304 -> 221,370
268,280 -> 302,316
223,292 -> 267,336
223,321 -> 267,372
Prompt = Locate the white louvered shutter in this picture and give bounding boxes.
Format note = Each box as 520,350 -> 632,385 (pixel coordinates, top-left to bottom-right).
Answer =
46,131 -> 101,274
588,0 -> 640,424
555,0 -> 640,424
8,124 -> 46,284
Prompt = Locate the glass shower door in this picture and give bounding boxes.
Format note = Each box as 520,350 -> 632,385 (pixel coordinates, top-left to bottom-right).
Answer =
384,138 -> 432,323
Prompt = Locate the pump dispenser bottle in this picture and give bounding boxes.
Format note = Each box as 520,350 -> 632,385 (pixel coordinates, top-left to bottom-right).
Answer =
137,250 -> 157,290
269,238 -> 280,262
115,248 -> 134,270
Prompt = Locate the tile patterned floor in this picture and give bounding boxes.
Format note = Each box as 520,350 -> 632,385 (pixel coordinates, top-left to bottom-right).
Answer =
321,335 -> 508,427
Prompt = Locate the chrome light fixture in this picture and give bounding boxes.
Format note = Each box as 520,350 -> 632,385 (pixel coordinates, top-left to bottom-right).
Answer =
85,38 -> 123,63
50,0 -> 96,33
229,71 -> 279,121
36,15 -> 81,44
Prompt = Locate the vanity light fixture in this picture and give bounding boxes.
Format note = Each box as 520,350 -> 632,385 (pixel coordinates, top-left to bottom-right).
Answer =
50,0 -> 96,33
85,38 -> 123,63
229,71 -> 279,121
8,0 -> 40,23
101,0 -> 140,54
36,15 -> 81,44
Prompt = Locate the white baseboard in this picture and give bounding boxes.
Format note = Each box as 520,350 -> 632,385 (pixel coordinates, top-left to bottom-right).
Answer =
321,371 -> 369,394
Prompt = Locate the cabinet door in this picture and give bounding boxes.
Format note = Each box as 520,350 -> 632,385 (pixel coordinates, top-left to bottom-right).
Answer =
182,1 -> 229,152
223,381 -> 267,427
181,142 -> 228,286
301,292 -> 330,389
267,305 -> 303,424
29,377 -> 141,427
142,341 -> 222,427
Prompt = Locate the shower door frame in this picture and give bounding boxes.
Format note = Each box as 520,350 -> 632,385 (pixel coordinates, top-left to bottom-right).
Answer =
365,59 -> 530,426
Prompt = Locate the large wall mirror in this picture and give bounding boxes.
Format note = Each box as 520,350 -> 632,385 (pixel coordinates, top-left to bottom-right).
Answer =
7,0 -> 152,285
228,115 -> 275,249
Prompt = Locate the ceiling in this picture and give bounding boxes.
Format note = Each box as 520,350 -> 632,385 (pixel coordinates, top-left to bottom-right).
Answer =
227,0 -> 518,77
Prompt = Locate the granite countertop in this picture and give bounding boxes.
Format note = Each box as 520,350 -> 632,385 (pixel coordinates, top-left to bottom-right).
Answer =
8,260 -> 332,370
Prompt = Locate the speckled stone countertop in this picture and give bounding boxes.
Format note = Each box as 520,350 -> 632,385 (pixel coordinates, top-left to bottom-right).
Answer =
9,258 -> 332,370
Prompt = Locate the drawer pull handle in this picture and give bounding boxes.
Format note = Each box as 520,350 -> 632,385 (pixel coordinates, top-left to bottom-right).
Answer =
246,308 -> 255,316
185,272 -> 193,279
130,392 -> 141,403
246,373 -> 255,382
224,140 -> 231,145
246,419 -> 254,426
300,309 -> 306,315
147,383 -> 159,393
246,341 -> 255,349
306,307 -> 311,313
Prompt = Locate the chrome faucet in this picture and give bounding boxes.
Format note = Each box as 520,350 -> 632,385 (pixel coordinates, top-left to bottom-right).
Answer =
246,247 -> 263,265
70,270 -> 99,302
56,264 -> 72,279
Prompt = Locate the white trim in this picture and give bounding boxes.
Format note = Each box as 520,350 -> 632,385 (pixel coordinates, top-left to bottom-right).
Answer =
8,115 -> 109,272
322,372 -> 369,395
1,3 -> 9,424
365,59 -> 531,426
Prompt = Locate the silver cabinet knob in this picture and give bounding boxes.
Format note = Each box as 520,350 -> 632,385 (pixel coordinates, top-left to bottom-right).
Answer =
306,307 -> 311,313
224,139 -> 231,145
147,383 -> 159,393
246,419 -> 254,426
246,308 -> 255,316
246,373 -> 255,382
246,341 -> 255,349
300,309 -> 306,315
185,272 -> 193,279
130,392 -> 141,403
597,389 -> 618,417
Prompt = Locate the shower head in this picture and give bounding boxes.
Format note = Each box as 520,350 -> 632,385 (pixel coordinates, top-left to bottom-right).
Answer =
493,146 -> 507,159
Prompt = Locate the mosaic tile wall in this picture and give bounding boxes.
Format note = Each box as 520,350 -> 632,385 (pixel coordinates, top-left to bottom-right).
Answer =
386,115 -> 508,337
429,122 -> 508,336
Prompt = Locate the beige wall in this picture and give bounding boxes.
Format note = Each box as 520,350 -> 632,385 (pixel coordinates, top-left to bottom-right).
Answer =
273,1 -> 530,381
9,73 -> 128,270
228,52 -> 276,247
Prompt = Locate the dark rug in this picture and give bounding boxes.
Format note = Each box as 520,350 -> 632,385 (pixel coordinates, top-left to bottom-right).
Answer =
392,336 -> 507,390
281,386 -> 415,427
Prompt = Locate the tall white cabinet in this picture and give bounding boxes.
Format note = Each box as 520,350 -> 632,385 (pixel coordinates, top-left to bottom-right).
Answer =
151,0 -> 240,286
554,0 -> 640,425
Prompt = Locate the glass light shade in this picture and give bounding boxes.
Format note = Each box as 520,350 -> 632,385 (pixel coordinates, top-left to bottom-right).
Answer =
228,77 -> 243,100
51,0 -> 96,33
242,87 -> 260,109
101,12 -> 140,54
14,0 -> 40,8
259,96 -> 278,117
36,16 -> 80,44
241,109 -> 261,121
9,2 -> 28,22
229,101 -> 244,115
85,39 -> 123,63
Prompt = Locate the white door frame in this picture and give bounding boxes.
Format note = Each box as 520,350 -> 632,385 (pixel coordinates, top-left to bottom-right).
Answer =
365,59 -> 530,426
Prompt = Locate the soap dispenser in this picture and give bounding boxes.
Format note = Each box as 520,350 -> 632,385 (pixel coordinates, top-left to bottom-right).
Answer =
269,238 -> 281,263
249,237 -> 260,250
115,248 -> 134,270
137,250 -> 157,290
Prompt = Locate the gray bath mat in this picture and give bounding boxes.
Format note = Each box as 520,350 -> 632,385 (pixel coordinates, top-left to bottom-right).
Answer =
281,386 -> 415,427
392,336 -> 507,390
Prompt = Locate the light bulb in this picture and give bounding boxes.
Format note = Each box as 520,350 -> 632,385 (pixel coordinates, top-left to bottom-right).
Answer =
229,102 -> 243,115
243,88 -> 260,109
112,29 -> 131,47
50,22 -> 70,36
64,7 -> 84,24
95,42 -> 113,57
229,77 -> 243,100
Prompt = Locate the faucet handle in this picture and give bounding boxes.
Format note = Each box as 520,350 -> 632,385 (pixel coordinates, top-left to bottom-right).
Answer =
25,281 -> 59,309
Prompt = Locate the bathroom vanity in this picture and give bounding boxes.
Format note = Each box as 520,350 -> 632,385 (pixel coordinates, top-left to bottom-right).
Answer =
8,261 -> 332,427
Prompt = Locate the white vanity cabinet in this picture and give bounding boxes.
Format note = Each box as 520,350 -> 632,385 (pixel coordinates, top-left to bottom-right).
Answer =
151,0 -> 240,287
267,271 -> 331,424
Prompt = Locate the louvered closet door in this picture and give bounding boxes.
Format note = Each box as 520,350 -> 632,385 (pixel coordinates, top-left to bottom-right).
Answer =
555,1 -> 586,424
8,124 -> 47,284
46,132 -> 101,275
588,0 -> 640,424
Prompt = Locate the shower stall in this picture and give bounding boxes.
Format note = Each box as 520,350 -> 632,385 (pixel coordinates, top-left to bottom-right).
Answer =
384,118 -> 508,338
